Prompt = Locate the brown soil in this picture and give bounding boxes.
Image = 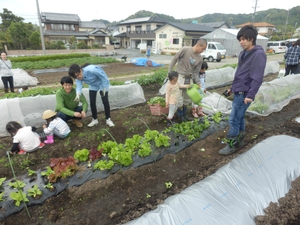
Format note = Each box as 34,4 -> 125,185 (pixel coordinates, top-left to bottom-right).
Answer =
1,62 -> 300,225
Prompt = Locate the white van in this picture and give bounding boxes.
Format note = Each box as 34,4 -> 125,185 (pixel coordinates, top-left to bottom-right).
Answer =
201,42 -> 226,62
112,41 -> 120,49
267,41 -> 287,54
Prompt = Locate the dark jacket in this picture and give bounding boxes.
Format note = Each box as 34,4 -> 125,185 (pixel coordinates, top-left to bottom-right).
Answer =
231,45 -> 267,100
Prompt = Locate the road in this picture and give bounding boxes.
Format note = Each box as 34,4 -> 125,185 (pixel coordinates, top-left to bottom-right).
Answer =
111,49 -> 285,69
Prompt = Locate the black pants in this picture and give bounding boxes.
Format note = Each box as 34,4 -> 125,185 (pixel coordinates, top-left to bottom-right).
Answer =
1,76 -> 14,89
285,64 -> 298,76
89,90 -> 110,120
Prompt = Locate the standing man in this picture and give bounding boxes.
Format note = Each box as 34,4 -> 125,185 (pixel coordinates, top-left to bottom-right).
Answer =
219,25 -> 267,155
168,38 -> 207,122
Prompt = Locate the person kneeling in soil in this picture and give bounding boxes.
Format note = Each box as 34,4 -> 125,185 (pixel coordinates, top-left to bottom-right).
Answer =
6,121 -> 45,155
165,71 -> 192,126
55,76 -> 88,128
68,63 -> 115,128
42,109 -> 71,144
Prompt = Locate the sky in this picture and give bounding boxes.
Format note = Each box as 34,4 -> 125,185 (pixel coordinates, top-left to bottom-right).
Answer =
2,0 -> 299,24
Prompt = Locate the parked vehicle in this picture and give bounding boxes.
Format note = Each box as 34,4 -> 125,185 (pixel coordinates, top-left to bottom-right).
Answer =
267,41 -> 287,54
112,41 -> 120,49
201,42 -> 226,62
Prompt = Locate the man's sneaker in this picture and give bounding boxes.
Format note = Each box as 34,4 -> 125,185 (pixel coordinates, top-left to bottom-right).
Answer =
88,119 -> 98,127
106,118 -> 115,127
73,119 -> 83,128
18,150 -> 26,155
38,142 -> 45,149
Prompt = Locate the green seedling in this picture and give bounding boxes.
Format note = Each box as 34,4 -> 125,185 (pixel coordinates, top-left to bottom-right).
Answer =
27,169 -> 36,176
44,182 -> 54,189
9,180 -> 26,189
41,166 -> 54,178
0,192 -> 4,201
165,182 -> 172,189
146,193 -> 151,198
10,190 -> 29,207
27,184 -> 42,198
0,177 -> 6,186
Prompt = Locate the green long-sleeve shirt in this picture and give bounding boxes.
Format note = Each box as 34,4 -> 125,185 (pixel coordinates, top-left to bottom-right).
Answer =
55,87 -> 88,117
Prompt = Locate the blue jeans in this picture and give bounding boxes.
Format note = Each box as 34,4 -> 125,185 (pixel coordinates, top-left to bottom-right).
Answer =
227,93 -> 251,137
57,106 -> 83,122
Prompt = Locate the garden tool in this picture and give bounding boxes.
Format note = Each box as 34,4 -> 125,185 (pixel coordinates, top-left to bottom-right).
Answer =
186,84 -> 202,104
44,135 -> 54,144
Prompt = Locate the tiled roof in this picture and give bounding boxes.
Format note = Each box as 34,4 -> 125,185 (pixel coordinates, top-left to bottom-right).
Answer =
159,22 -> 214,32
198,22 -> 230,28
236,22 -> 276,28
80,21 -> 106,29
119,16 -> 167,25
41,12 -> 80,22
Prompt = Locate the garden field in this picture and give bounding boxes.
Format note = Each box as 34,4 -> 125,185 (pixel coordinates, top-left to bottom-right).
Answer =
1,59 -> 300,225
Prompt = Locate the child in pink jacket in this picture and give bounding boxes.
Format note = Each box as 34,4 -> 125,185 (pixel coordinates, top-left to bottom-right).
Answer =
165,71 -> 191,125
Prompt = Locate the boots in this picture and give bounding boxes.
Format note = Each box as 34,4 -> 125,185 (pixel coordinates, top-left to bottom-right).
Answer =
177,107 -> 187,123
10,88 -> 15,93
167,119 -> 172,126
183,106 -> 192,121
197,107 -> 205,116
44,135 -> 54,144
4,88 -> 8,93
236,131 -> 246,147
192,107 -> 199,118
219,137 -> 238,155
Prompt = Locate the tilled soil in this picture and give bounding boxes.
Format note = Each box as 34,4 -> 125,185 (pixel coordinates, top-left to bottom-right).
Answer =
1,62 -> 300,225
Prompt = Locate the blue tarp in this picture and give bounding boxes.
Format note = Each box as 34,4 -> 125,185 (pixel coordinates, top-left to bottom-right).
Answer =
130,58 -> 164,67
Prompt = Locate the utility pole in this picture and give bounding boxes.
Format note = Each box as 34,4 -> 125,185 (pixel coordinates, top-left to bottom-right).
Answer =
252,0 -> 258,24
284,9 -> 290,39
36,0 -> 46,54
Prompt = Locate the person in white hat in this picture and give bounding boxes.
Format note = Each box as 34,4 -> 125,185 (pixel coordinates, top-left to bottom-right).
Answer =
42,109 -> 71,144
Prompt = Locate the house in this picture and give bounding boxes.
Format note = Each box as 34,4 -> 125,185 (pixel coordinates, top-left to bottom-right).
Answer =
153,22 -> 215,54
201,28 -> 268,56
236,22 -> 276,36
198,22 -> 232,29
41,12 -> 110,47
115,16 -> 167,49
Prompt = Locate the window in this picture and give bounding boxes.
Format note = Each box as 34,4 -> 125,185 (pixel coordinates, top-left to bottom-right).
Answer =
126,26 -> 131,32
135,26 -> 142,33
146,25 -> 151,31
173,38 -> 179,44
159,34 -> 167,39
208,44 -> 216,50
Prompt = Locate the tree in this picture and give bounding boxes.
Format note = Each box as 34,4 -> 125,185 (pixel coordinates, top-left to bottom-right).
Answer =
29,31 -> 41,50
7,22 -> 36,49
0,8 -> 24,32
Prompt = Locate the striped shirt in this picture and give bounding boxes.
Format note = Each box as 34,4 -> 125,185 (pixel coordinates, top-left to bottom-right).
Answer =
43,117 -> 70,136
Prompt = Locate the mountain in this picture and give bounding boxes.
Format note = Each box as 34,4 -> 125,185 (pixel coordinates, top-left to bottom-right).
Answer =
105,6 -> 300,33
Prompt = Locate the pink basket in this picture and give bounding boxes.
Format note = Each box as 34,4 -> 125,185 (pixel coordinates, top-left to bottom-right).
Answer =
149,104 -> 169,116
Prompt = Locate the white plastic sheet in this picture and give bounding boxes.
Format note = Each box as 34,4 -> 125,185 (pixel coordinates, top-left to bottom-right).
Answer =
0,83 -> 145,137
0,69 -> 38,89
158,61 -> 280,95
124,135 -> 300,225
